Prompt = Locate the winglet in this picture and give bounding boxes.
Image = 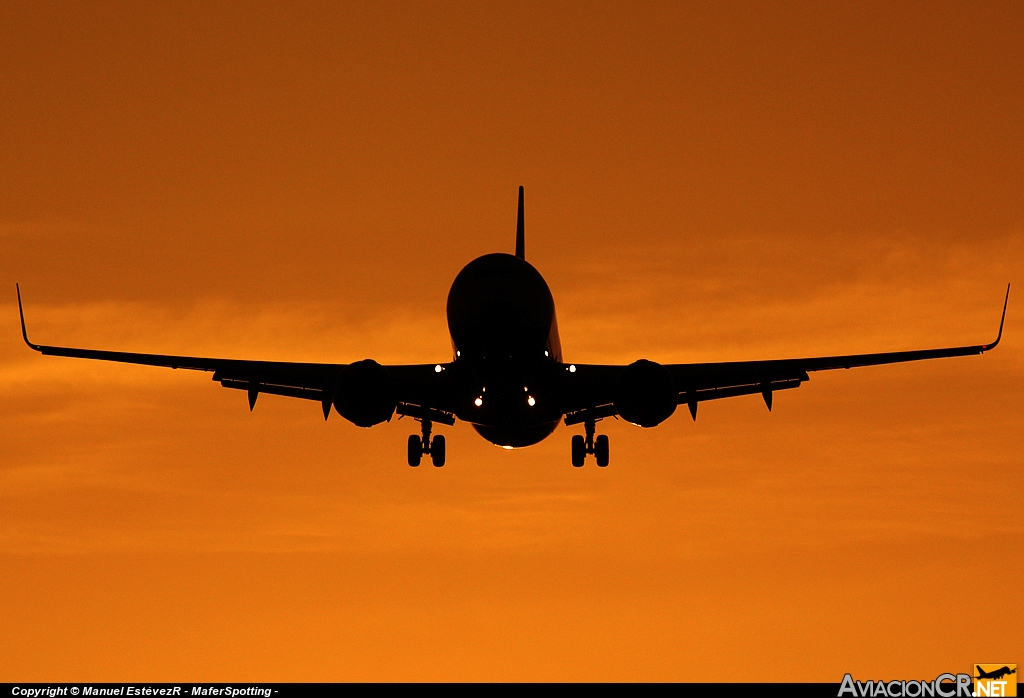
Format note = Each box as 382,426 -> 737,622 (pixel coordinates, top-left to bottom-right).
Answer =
15,284 -> 42,351
515,185 -> 525,260
982,283 -> 1010,352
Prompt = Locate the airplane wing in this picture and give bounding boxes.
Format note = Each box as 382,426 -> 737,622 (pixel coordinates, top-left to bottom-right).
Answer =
16,285 -> 450,421
563,285 -> 1009,424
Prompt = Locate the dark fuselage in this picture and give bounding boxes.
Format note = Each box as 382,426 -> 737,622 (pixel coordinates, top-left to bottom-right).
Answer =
446,253 -> 564,447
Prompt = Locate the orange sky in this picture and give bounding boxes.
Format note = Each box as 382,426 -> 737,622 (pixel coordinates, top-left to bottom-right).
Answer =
1,0 -> 1021,681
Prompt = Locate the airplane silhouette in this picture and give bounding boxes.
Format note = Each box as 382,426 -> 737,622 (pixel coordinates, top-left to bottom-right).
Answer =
17,187 -> 1010,467
977,667 -> 1017,681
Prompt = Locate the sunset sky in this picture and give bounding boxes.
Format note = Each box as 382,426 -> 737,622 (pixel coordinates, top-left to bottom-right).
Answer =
1,1 -> 1021,681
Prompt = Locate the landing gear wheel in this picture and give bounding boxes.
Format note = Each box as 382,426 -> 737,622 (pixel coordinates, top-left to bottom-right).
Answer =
431,434 -> 446,467
407,435 -> 422,467
571,434 -> 586,467
594,434 -> 609,467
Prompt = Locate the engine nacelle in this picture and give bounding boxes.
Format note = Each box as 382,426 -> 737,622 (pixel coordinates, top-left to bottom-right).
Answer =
614,359 -> 677,427
333,359 -> 396,427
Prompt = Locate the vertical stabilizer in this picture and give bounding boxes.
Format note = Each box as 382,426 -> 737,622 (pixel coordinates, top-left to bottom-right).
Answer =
515,186 -> 525,259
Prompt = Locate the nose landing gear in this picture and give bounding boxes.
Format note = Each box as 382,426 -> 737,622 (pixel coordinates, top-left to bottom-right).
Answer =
571,419 -> 609,467
407,418 -> 446,467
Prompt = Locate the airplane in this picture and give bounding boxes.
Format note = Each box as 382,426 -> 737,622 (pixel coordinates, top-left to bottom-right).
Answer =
16,187 -> 1010,468
976,667 -> 1016,681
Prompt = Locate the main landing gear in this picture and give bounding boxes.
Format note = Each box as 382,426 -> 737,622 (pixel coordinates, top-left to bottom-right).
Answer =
408,418 -> 446,467
571,419 -> 609,467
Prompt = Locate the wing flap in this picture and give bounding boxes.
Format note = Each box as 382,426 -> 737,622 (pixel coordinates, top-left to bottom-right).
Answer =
218,378 -> 327,402
680,377 -> 804,403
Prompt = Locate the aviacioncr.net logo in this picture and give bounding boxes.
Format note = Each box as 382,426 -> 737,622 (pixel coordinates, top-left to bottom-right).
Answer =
838,673 -> 973,697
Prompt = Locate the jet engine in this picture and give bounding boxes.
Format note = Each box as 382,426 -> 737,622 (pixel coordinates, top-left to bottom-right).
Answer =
333,359 -> 397,427
614,359 -> 677,427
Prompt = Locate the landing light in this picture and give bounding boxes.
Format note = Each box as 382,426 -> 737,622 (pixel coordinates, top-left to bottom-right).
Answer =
527,395 -> 536,407
569,365 -> 576,373
434,364 -> 443,373
474,397 -> 483,407
502,445 -> 513,450
544,351 -> 549,357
